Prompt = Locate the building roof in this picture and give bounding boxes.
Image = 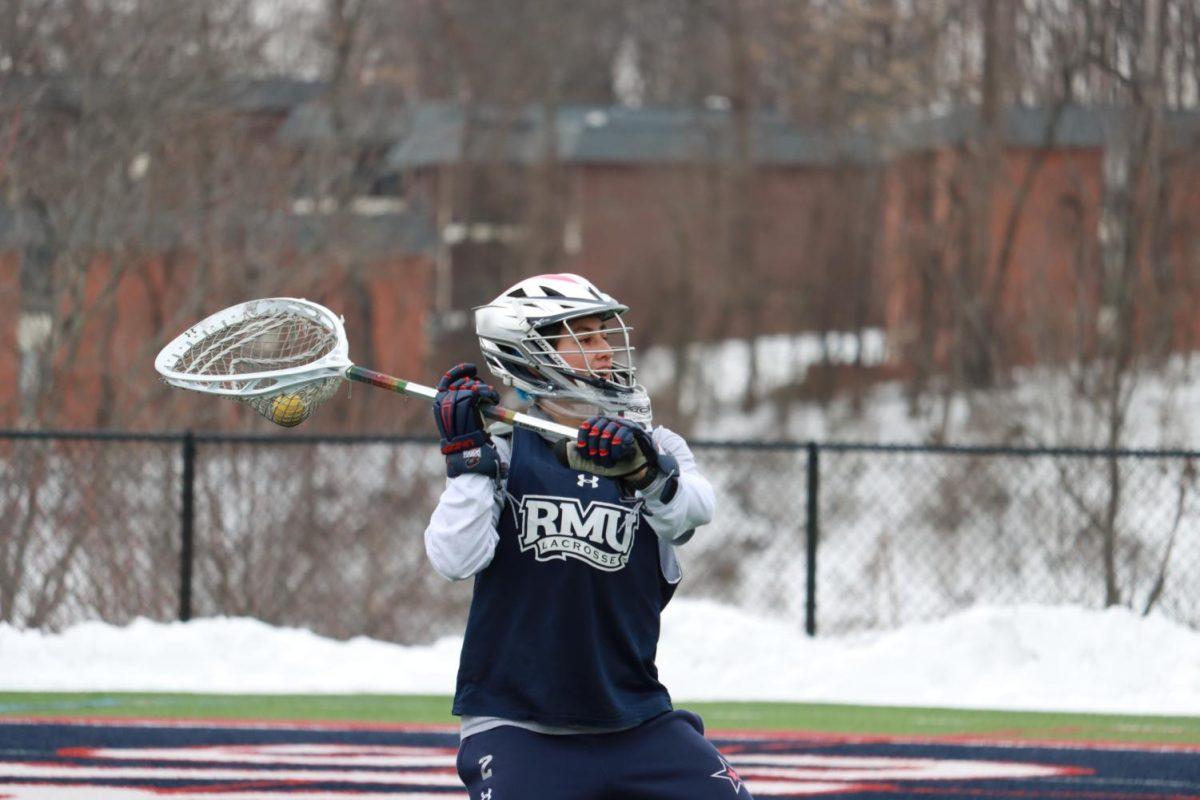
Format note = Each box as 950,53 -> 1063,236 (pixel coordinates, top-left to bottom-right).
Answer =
386,102 -> 877,168
0,74 -> 324,116
220,78 -> 326,114
0,202 -> 437,258
278,85 -> 410,145
385,102 -> 1200,169
889,105 -> 1200,153
286,200 -> 438,257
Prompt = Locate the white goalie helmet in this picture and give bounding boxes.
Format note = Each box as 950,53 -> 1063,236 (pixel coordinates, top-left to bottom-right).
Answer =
475,273 -> 652,424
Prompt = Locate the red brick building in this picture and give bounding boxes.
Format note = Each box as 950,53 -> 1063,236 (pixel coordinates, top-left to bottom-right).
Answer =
7,95 -> 1200,430
387,103 -> 882,350
878,106 -> 1200,378
386,102 -> 1200,392
1,79 -> 436,431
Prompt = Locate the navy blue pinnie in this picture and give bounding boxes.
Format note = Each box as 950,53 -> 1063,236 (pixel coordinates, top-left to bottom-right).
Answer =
452,425 -> 676,727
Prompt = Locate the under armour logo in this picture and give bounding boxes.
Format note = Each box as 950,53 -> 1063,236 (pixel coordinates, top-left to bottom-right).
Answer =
577,474 -> 600,488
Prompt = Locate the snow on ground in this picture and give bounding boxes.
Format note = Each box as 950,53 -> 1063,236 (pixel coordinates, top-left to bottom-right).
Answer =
641,334 -> 1200,448
639,330 -> 889,411
3,599 -> 1198,717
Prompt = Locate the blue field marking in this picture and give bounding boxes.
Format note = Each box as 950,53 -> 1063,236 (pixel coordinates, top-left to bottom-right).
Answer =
0,718 -> 1197,798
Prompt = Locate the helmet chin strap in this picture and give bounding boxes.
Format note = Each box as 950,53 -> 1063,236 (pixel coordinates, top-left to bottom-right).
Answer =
537,397 -> 602,428
619,387 -> 653,429
535,387 -> 653,431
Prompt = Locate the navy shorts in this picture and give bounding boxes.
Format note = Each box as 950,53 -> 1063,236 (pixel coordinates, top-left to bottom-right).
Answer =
455,709 -> 753,799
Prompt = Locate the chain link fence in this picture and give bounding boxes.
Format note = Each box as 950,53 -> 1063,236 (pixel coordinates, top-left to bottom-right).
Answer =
690,442 -> 1200,634
2,431 -> 1198,643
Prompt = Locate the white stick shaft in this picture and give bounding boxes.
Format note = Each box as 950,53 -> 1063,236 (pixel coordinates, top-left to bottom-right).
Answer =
345,366 -> 578,439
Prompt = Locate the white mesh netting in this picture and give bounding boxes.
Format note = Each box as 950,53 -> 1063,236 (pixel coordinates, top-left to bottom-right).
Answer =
175,311 -> 338,378
169,308 -> 345,427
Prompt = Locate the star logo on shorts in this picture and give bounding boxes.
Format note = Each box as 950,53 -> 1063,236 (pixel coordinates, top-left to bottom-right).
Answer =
710,756 -> 744,794
577,474 -> 600,489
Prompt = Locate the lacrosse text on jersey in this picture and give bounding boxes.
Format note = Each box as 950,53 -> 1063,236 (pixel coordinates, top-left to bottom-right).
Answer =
517,494 -> 639,571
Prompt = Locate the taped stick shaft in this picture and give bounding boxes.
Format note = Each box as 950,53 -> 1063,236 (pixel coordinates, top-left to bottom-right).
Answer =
347,365 -> 436,400
345,365 -> 579,439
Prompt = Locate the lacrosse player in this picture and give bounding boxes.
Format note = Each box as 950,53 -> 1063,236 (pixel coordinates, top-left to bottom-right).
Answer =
424,274 -> 751,799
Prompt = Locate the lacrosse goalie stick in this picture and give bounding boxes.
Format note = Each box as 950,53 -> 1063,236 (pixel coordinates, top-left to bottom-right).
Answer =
154,297 -> 578,439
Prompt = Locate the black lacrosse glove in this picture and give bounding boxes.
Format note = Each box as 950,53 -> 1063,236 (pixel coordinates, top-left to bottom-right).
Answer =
432,363 -> 501,478
569,415 -> 677,494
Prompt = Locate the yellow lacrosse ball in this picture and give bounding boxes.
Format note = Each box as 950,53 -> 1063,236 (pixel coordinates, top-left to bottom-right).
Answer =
269,393 -> 308,427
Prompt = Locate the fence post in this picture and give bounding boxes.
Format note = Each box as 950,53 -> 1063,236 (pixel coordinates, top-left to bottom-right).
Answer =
805,441 -> 819,637
179,431 -> 195,622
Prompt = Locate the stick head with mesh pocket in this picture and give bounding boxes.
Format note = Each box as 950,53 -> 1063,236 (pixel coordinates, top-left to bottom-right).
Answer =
155,298 -> 352,427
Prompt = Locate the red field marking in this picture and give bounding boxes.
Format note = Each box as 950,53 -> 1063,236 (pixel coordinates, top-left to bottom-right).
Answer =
0,716 -> 458,733
4,715 -> 1199,752
887,789 -> 1200,800
2,716 -> 1196,799
708,727 -> 1200,753
0,723 -> 1092,798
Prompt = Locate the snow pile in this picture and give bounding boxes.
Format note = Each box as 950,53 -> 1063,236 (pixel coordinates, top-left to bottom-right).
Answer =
0,617 -> 461,696
3,600 -> 1199,716
658,600 -> 1200,714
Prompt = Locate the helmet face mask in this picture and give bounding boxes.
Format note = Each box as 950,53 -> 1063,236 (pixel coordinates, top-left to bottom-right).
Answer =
531,316 -> 635,393
475,274 -> 649,420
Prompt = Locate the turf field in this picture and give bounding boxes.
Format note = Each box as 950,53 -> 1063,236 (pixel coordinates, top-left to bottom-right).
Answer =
2,692 -> 1198,744
2,694 -> 1198,797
